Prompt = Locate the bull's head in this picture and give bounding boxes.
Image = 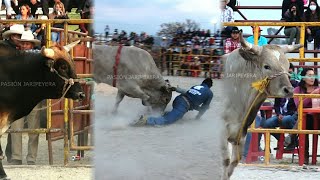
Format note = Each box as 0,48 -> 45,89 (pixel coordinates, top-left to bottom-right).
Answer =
143,79 -> 173,112
41,40 -> 85,100
238,32 -> 302,97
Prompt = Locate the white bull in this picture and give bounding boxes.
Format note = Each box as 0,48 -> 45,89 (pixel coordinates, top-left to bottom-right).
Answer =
221,32 -> 301,180
93,45 -> 172,113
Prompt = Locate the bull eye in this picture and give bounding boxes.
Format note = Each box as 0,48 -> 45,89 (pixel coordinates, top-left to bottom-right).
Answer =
264,65 -> 271,70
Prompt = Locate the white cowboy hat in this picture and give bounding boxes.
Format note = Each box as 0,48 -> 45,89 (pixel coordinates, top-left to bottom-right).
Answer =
2,24 -> 25,39
17,30 -> 41,46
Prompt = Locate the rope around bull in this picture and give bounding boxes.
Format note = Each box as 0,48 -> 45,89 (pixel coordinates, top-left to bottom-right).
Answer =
33,68 -> 81,111
235,71 -> 290,162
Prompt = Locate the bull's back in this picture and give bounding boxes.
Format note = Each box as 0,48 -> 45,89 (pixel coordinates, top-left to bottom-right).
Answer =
93,45 -> 161,85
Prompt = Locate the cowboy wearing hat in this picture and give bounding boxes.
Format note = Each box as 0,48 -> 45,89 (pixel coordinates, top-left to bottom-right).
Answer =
1,24 -> 25,49
17,30 -> 41,50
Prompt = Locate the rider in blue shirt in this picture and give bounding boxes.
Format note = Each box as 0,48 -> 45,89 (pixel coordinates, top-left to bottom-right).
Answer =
132,78 -> 213,126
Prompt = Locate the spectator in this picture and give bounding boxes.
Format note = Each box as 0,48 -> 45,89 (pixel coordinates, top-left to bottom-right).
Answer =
282,0 -> 304,19
220,0 -> 234,38
0,24 -> 24,49
289,68 -> 320,164
49,1 -> 69,46
224,26 -> 241,54
5,30 -> 42,165
227,0 -> 237,11
303,0 -> 320,49
15,4 -> 37,33
283,3 -> 302,45
33,15 -> 48,47
104,25 -> 109,38
0,0 -> 12,19
190,56 -> 201,77
79,0 -> 93,36
246,27 -> 268,46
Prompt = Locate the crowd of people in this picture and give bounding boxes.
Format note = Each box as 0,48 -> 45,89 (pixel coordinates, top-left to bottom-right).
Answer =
0,0 -> 94,46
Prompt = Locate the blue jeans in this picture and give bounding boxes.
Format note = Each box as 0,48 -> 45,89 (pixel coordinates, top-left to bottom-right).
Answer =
243,116 -> 263,158
261,113 -> 298,140
147,95 -> 189,125
51,32 -> 61,42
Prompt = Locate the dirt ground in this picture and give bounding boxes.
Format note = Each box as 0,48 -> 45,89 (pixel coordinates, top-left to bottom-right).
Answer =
0,133 -> 93,180
94,76 -> 320,180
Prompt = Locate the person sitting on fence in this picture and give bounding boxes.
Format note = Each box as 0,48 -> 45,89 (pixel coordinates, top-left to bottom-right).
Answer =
49,1 -> 69,46
246,27 -> 268,46
220,0 -> 234,38
5,30 -> 43,165
131,78 -> 213,126
303,0 -> 320,49
283,3 -> 302,45
190,56 -> 201,77
224,26 -> 241,54
0,0 -> 12,19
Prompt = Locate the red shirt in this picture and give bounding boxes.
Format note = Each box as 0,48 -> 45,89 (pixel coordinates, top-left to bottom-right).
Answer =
224,38 -> 241,54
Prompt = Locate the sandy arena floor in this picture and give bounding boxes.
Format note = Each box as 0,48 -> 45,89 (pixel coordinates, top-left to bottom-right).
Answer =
94,76 -> 320,180
0,132 -> 93,180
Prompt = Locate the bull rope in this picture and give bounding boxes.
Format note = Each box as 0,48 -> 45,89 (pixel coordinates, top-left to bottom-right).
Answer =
235,71 -> 290,162
112,45 -> 123,87
33,68 -> 81,111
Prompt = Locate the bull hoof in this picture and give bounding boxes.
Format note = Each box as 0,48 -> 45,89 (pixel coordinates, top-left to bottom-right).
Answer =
130,115 -> 148,126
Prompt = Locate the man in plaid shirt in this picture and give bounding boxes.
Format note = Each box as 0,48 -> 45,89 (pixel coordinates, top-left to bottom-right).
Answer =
224,26 -> 241,54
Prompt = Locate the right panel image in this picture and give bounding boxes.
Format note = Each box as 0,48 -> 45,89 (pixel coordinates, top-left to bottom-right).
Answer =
93,0 -> 224,179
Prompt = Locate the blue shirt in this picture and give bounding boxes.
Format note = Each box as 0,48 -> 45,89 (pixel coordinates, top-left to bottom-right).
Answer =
246,36 -> 268,46
184,83 -> 213,113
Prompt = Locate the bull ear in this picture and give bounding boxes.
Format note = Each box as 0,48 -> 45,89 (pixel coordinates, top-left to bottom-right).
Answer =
280,44 -> 302,53
63,40 -> 81,52
239,31 -> 263,55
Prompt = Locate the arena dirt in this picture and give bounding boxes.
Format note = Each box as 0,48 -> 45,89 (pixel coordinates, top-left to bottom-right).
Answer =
94,76 -> 320,180
1,128 -> 93,179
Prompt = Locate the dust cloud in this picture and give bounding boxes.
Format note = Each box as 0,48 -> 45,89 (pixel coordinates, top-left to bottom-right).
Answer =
94,77 -> 225,180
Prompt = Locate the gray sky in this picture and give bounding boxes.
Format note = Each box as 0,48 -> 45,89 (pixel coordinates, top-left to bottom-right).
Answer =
94,0 -> 220,36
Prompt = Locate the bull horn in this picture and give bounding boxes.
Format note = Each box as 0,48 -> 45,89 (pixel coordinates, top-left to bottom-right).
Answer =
281,44 -> 302,53
63,40 -> 81,52
239,31 -> 263,55
41,46 -> 55,59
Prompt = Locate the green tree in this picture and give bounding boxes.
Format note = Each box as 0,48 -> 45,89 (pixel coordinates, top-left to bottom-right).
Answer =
157,19 -> 200,38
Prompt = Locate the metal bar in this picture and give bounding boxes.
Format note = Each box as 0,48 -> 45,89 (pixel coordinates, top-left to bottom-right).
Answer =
0,19 -> 93,23
77,74 -> 94,78
64,22 -> 68,46
69,145 -> 94,151
289,58 -> 320,62
71,110 -> 94,114
300,24 -> 306,65
64,99 -> 69,166
6,128 -> 61,133
235,9 -> 248,20
224,22 -> 320,26
254,25 -> 258,45
248,128 -> 320,134
264,132 -> 270,165
235,6 -> 282,9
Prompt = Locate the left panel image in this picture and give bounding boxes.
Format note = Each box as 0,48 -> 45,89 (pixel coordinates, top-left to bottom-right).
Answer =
0,0 -> 94,179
